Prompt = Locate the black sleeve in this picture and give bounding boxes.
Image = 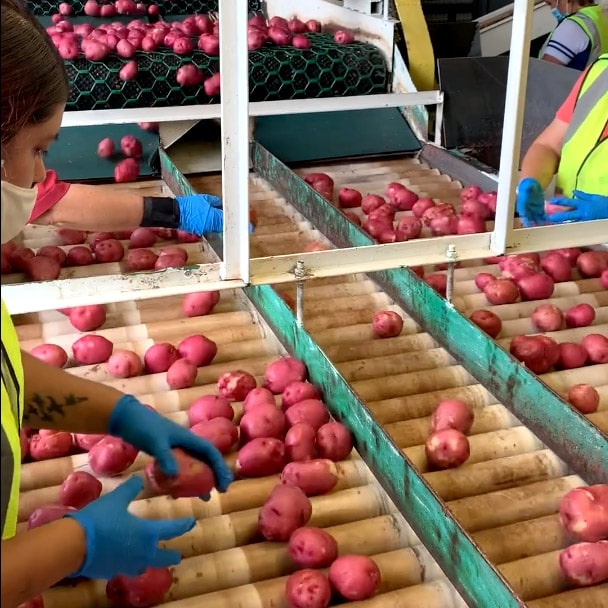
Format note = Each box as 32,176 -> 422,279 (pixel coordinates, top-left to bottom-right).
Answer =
140,197 -> 181,229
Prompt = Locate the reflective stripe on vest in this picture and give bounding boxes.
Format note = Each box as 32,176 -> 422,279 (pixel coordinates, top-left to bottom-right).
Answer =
568,6 -> 608,66
557,54 -> 608,197
1,298 -> 24,540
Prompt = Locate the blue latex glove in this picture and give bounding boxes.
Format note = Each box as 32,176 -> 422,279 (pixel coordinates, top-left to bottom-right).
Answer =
546,190 -> 608,223
176,194 -> 223,234
65,476 -> 194,579
516,178 -> 546,227
109,395 -> 233,493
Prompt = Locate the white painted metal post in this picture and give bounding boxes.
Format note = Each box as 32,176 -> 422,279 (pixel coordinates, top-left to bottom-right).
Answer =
218,0 -> 250,281
490,0 -> 535,255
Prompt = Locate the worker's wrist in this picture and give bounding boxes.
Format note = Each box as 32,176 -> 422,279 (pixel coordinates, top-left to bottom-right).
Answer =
55,517 -> 89,578
140,196 -> 181,229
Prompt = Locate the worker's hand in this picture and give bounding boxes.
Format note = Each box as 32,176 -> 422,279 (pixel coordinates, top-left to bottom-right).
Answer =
516,178 -> 546,227
546,190 -> 608,223
109,394 -> 233,493
176,194 -> 223,234
65,476 -> 195,579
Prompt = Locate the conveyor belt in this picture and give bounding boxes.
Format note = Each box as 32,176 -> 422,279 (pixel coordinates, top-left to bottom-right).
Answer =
8,155 -> 607,607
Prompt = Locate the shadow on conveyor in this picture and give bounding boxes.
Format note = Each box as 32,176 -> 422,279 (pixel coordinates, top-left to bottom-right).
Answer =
438,57 -> 580,170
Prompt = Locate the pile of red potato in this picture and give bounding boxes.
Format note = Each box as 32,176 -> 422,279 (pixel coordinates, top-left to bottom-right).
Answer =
97,130 -> 153,183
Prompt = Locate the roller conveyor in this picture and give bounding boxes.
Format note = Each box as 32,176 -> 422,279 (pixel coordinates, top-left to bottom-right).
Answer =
7,153 -> 608,607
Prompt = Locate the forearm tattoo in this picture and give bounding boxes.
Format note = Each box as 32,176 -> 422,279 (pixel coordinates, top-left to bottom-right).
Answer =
23,393 -> 88,424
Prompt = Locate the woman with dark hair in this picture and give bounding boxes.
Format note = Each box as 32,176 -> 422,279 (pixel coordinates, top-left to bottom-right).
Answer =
1,2 -> 232,605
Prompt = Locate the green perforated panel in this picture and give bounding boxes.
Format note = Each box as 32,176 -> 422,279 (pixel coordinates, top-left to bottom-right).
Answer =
64,34 -> 388,111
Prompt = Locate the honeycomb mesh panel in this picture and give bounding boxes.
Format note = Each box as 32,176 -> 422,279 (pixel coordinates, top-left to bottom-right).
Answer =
65,34 -> 388,111
27,0 -> 261,16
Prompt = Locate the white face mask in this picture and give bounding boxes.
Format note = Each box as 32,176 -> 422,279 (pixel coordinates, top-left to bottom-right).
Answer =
1,179 -> 37,244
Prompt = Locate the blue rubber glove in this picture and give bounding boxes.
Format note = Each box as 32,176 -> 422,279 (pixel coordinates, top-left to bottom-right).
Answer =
109,395 -> 233,493
516,178 -> 546,227
546,190 -> 608,223
65,476 -> 194,579
176,194 -> 223,234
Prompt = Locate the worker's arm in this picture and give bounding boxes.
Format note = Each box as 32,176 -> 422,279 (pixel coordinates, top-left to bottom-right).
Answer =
1,519 -> 86,608
540,53 -> 567,66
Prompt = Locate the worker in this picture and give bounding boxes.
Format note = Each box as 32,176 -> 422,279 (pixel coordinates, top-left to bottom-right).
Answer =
540,0 -> 608,70
516,53 -> 607,226
1,1 -> 233,606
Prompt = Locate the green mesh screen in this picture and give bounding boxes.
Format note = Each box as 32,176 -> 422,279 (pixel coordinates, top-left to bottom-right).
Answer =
65,34 -> 388,111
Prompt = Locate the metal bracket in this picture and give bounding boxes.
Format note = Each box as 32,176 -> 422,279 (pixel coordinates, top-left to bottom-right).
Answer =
293,260 -> 307,326
445,244 -> 459,304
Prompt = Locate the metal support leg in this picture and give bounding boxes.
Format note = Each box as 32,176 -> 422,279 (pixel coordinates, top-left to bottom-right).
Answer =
294,260 -> 306,326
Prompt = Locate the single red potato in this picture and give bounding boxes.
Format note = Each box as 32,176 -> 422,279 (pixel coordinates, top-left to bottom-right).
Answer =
114,158 -> 139,183
425,429 -> 470,469
239,404 -> 286,443
541,253 -> 572,282
144,342 -> 180,374
577,251 -> 608,278
288,527 -> 338,568
258,483 -> 312,541
285,569 -> 331,608
60,471 -> 102,509
204,73 -> 221,97
29,432 -> 73,460
285,423 -> 318,462
328,554 -> 381,601
28,505 -> 76,530
509,335 -> 559,374
281,459 -> 338,496
188,395 -> 234,425
177,334 -> 217,367
120,135 -> 143,159
425,273 -> 448,297
430,399 -> 474,434
282,382 -> 321,411
182,291 -> 220,317
128,229 -> 157,250
361,194 -> 386,215
285,399 -> 330,431
460,185 -> 482,204
74,433 -> 106,451
581,333 -> 608,364
93,238 -> 125,263
338,188 -> 362,209
469,309 -> 502,338
334,29 -> 355,44
264,357 -> 307,394
166,358 -> 198,389
316,422 -> 353,461
106,567 -> 173,608
559,541 -> 608,586
30,344 -> 68,368
559,485 -> 608,542
88,436 -> 138,476
190,418 -> 239,454
386,182 -> 418,211
412,197 -> 435,218
600,269 -> 608,289
9,248 -> 35,272
217,370 -> 257,401
72,335 -> 113,365
106,349 -> 143,378
565,303 -> 596,328
567,384 -> 600,414
145,448 -> 215,498
372,310 -> 403,339
65,245 -> 94,266
558,343 -> 588,369
474,273 -> 497,292
37,245 -> 66,266
68,304 -> 106,332
236,437 -> 286,477
531,303 -> 564,332
304,173 -> 334,201
483,278 -> 519,305
24,256 -> 61,282
243,387 -> 276,412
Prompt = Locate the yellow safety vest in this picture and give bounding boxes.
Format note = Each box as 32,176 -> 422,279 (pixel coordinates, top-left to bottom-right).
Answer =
557,53 -> 608,197
568,5 -> 608,66
1,298 -> 24,540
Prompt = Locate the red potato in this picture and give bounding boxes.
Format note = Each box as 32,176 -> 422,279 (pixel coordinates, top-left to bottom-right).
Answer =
509,334 -> 560,374
248,27 -> 268,51
106,349 -> 143,379
316,421 -> 353,462
145,448 -> 215,498
477,191 -> 497,214
285,399 -> 330,431
37,245 -> 66,266
144,342 -> 179,374
425,272 -> 448,297
361,218 -> 392,240
99,4 -> 115,17
68,304 -> 106,332
565,303 -> 596,328
567,384 -> 600,414
268,26 -> 292,45
457,214 -> 486,235
177,232 -> 199,243
125,248 -> 158,271
72,335 -> 113,365
106,567 -> 173,608
361,194 -> 386,215
469,309 -> 502,338
501,255 -> 539,282
334,29 -> 355,44
377,229 -> 397,244
114,158 -> 140,183
217,370 -> 257,401
425,429 -> 470,469
190,418 -> 239,454
28,505 -> 76,530
368,203 -> 396,223
88,437 -> 138,476
304,173 -> 334,201
1,252 -> 12,274
551,247 -> 582,266
292,34 -> 311,49
236,437 -> 286,477
120,135 -> 143,159
282,381 -> 321,410
395,216 -> 422,241
460,185 -> 482,203
173,37 -> 194,55
60,471 -> 102,509
483,278 -> 519,305
58,1 -> 71,13
269,16 -> 289,29
288,527 -> 338,568
128,228 -> 157,249
329,554 -> 381,601
581,333 -> 608,364
601,268 -> 608,289
116,39 -> 136,58
461,199 -> 490,220
557,343 -> 588,369
288,18 -> 307,34
66,245 -> 94,266
306,19 -> 322,33
204,73 -> 221,97
176,64 -> 203,87
531,303 -> 564,332
285,569 -> 331,608
24,256 -> 61,282
559,485 -> 608,542
197,33 -> 220,55
386,182 -> 418,211
412,197 -> 435,218
517,272 -> 555,301
430,399 -> 474,434
239,404 -> 286,442
281,459 -> 338,496
559,541 -> 608,586
258,483 -> 312,541
541,253 -> 572,283
285,423 -> 318,462
474,273 -> 496,292
30,344 -> 68,368
29,432 -> 73,460
166,358 -> 198,389
93,238 -> 125,263
243,387 -> 276,412
371,310 -> 403,339
577,250 -> 608,278
338,188 -> 362,209
177,334 -> 217,368
74,433 -> 105,451
9,248 -> 35,272
188,395 -> 234,425
427,214 -> 458,236
119,60 -> 138,81
138,122 -> 159,133
141,36 -> 159,52
182,291 -> 220,317
264,357 -> 307,394
82,40 -> 110,61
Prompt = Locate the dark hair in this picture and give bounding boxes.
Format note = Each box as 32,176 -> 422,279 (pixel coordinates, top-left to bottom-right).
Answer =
1,0 -> 69,146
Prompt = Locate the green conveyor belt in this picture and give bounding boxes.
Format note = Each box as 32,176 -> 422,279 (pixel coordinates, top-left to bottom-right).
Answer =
47,124 -> 159,182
